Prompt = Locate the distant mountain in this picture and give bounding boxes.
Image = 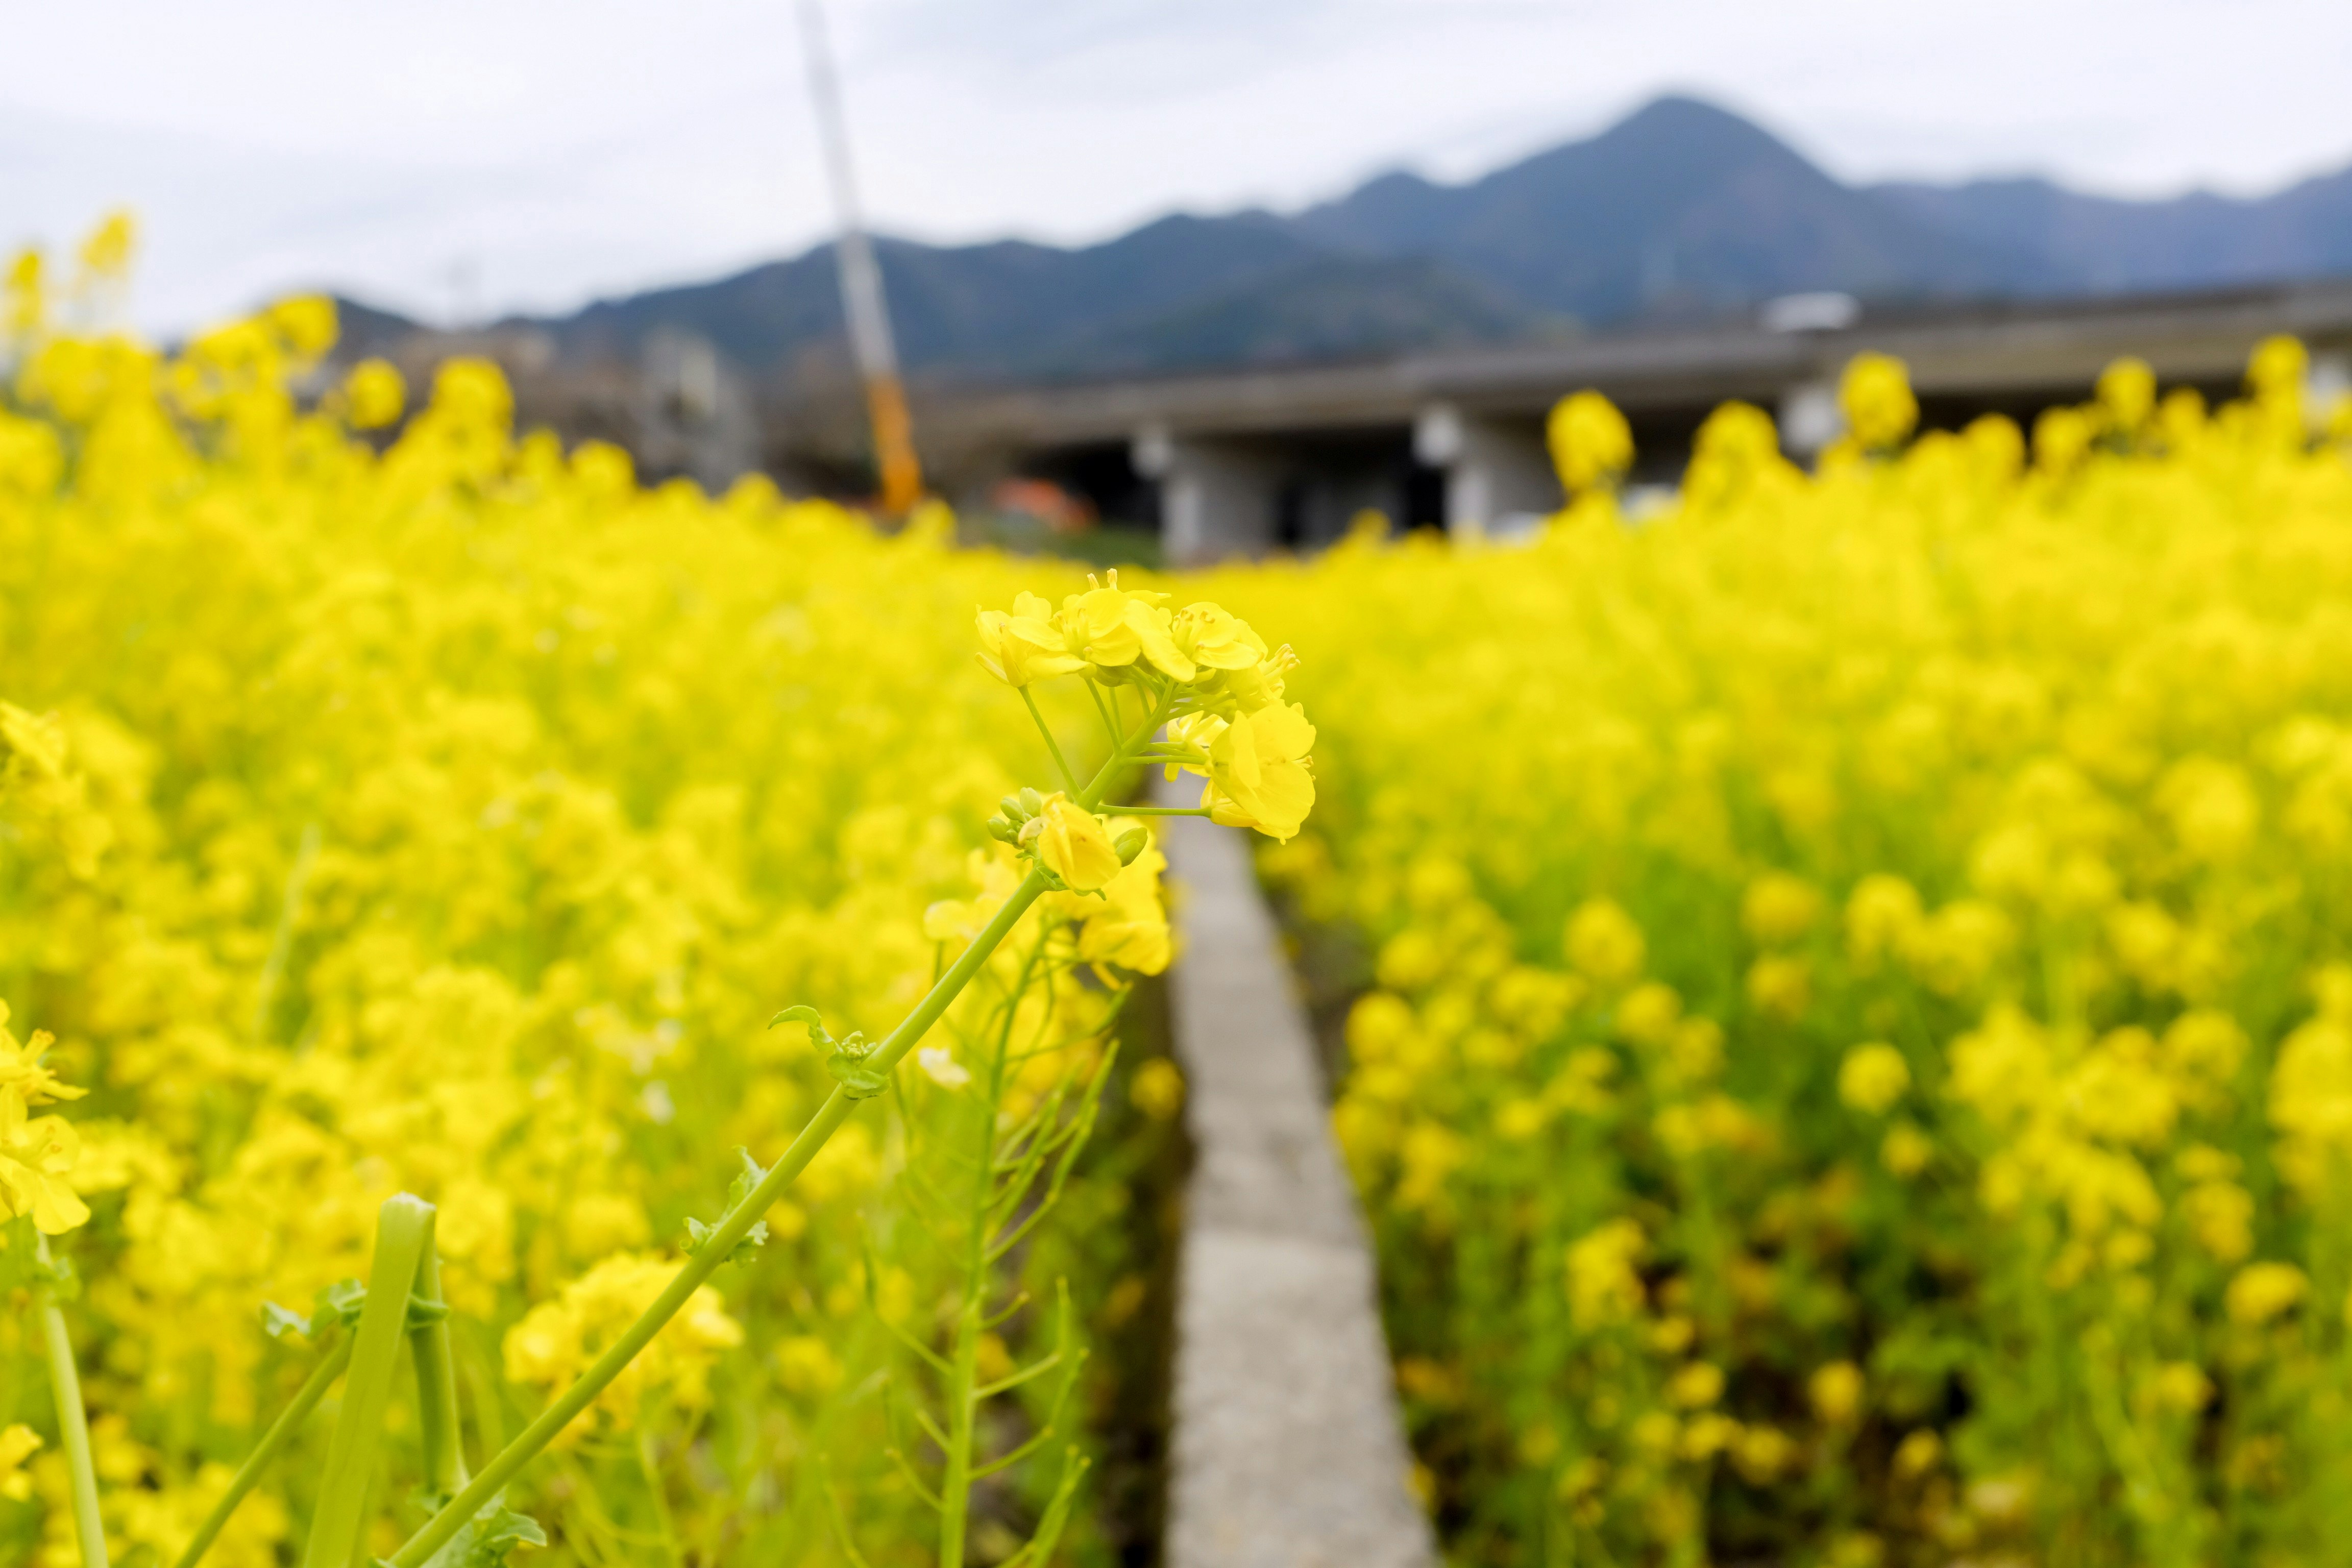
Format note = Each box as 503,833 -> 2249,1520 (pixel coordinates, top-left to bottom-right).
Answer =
402,93 -> 2350,384
1871,165 -> 2352,295
1292,96 -> 2060,320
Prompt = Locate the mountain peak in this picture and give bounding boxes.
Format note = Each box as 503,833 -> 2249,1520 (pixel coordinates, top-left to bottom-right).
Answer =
487,93 -> 2352,383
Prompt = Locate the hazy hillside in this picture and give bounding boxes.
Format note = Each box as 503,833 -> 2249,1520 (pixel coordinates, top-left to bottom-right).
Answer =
1292,96 -> 2060,319
1873,164 -> 2352,294
351,93 -> 2352,383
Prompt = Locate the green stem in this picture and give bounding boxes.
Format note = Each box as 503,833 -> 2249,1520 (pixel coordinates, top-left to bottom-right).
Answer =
36,1237 -> 108,1568
1083,679 -> 1123,752
408,1234 -> 469,1501
251,820 -> 320,1042
173,1338 -> 355,1568
389,869 -> 1050,1568
941,933 -> 1043,1566
392,678 -> 1170,1568
1021,688 -> 1082,795
304,1195 -> 434,1568
634,1428 -> 684,1568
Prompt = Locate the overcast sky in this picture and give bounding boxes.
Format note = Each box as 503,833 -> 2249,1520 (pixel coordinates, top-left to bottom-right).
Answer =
8,0 -> 2350,333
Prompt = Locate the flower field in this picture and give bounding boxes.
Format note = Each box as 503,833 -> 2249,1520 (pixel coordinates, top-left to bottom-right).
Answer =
10,209 -> 2352,1568
0,232 -> 1320,1567
1218,349 -> 2352,1565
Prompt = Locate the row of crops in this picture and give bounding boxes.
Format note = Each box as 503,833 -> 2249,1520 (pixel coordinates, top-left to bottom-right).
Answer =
1211,348 -> 2352,1566
6,215 -> 2352,1566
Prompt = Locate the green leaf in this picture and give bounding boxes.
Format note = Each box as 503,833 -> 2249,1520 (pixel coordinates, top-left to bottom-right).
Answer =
682,1148 -> 776,1265
728,1146 -> 769,1206
262,1300 -> 311,1340
313,1278 -> 368,1327
768,1004 -> 832,1047
396,1494 -> 548,1568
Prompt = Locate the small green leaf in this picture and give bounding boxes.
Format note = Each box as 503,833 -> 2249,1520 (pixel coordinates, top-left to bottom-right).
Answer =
262,1301 -> 311,1340
728,1146 -> 769,1206
684,1148 -> 777,1265
399,1493 -> 548,1568
824,1033 -> 892,1100
769,1004 -> 831,1047
313,1278 -> 368,1328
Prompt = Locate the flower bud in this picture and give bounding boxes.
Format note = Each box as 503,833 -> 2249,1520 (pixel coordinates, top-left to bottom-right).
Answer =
1017,786 -> 1044,818
985,814 -> 1019,844
999,792 -> 1031,823
1114,827 -> 1149,865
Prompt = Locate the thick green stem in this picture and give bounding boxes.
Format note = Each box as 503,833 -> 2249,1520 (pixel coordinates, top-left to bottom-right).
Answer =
36,1237 -> 108,1568
304,1195 -> 434,1568
390,870 -> 1049,1568
173,1338 -> 355,1568
408,1236 -> 469,1501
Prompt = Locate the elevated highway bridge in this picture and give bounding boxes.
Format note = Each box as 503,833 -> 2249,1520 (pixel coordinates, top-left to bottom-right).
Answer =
922,280 -> 2352,565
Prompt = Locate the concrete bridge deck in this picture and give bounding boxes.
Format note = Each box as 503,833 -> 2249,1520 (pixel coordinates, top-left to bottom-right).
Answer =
923,279 -> 2352,562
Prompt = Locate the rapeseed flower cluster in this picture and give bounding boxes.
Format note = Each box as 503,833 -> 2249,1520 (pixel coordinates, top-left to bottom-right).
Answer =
1219,340 -> 2352,1566
0,220 -> 1209,1567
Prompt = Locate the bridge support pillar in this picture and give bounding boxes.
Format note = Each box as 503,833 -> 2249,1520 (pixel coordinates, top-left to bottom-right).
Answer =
1413,404 -> 1557,540
1777,379 -> 1842,460
1135,427 -> 1284,567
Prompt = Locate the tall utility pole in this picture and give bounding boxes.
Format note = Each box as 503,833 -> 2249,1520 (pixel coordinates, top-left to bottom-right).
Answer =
796,0 -> 924,513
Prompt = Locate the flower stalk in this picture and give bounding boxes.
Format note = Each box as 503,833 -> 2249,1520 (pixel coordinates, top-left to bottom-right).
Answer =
172,1338 -> 355,1568
303,1194 -> 434,1568
37,1238 -> 108,1568
388,865 -> 1051,1567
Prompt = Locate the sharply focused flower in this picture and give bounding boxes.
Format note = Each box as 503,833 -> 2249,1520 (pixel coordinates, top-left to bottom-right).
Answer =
1169,601 -> 1267,673
1059,572 -> 1190,679
1198,701 -> 1316,841
1024,792 -> 1122,890
976,592 -> 1085,687
1070,823 -> 1171,974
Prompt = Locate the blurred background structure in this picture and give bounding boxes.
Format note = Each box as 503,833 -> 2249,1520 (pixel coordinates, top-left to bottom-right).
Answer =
13,6 -> 2352,558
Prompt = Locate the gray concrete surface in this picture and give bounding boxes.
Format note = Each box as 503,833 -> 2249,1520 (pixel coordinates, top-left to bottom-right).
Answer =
1155,792 -> 1437,1568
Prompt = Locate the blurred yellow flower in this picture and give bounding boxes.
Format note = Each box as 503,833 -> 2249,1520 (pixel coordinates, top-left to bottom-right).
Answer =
1837,1044 -> 1910,1115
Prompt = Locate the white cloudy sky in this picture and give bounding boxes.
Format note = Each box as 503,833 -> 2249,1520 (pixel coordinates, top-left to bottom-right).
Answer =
7,0 -> 2350,333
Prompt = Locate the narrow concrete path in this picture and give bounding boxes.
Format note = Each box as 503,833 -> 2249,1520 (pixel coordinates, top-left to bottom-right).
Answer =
1155,796 -> 1436,1568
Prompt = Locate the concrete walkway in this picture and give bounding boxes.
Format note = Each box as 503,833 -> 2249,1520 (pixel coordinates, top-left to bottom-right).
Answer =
1154,798 -> 1436,1568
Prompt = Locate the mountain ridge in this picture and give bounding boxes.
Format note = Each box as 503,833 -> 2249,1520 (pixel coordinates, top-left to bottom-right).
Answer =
348,94 -> 2352,383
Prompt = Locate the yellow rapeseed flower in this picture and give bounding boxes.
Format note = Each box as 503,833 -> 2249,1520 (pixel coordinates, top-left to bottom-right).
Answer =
344,358 -> 406,429
1025,792 -> 1122,891
1547,389 -> 1633,494
2226,1262 -> 2308,1327
1837,1043 -> 1910,1115
1839,353 -> 1917,451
